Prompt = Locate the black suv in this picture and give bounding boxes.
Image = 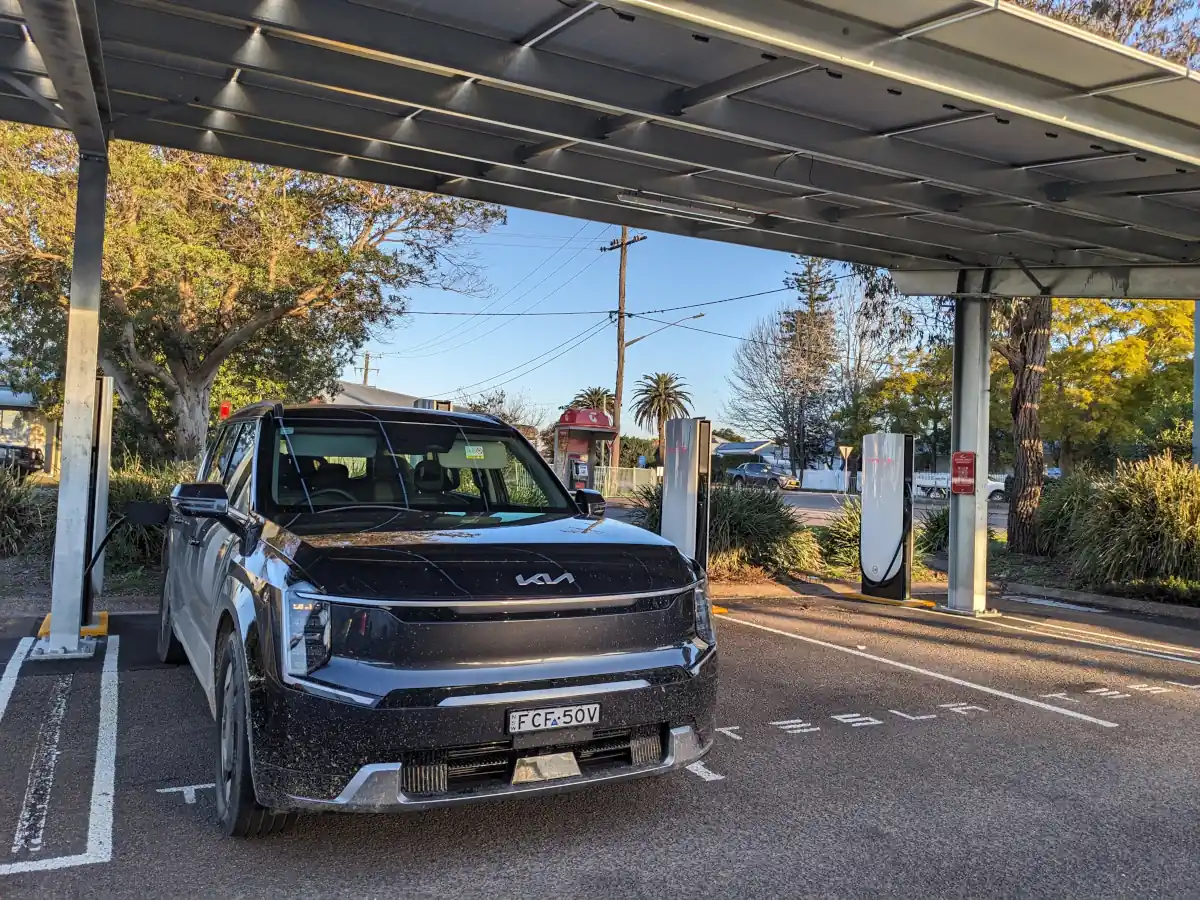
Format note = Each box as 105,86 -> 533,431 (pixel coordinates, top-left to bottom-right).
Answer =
160,403 -> 717,836
0,443 -> 43,481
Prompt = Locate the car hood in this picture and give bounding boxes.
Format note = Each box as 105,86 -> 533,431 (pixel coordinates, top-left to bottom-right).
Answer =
265,514 -> 697,601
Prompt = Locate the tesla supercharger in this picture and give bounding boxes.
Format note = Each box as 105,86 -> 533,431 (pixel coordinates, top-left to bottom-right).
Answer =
860,432 -> 915,601
660,417 -> 712,569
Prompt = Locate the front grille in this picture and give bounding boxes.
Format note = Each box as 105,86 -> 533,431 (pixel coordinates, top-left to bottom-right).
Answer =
399,725 -> 665,797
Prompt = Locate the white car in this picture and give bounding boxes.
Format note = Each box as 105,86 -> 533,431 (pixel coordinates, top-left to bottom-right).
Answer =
913,472 -> 1007,502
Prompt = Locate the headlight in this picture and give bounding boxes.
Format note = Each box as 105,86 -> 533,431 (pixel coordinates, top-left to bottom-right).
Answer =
283,594 -> 332,677
692,578 -> 716,645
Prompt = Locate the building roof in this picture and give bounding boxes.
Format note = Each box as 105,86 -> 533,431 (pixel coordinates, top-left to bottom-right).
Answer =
714,441 -> 776,456
326,381 -> 420,409
6,0 -> 1200,299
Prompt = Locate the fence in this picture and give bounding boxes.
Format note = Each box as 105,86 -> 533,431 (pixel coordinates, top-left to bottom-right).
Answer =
596,466 -> 659,497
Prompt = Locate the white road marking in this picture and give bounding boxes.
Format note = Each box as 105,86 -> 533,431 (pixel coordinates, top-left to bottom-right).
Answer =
1127,684 -> 1172,694
156,784 -> 214,804
0,638 -> 34,727
721,615 -> 1120,728
1003,595 -> 1104,613
1003,615 -> 1200,656
0,635 -> 120,876
686,761 -> 725,782
12,675 -> 73,854
714,726 -> 743,741
769,718 -> 821,734
965,615 -> 1200,666
1085,688 -> 1132,699
939,702 -> 987,716
1167,681 -> 1200,690
831,713 -> 883,727
1039,692 -> 1079,703
889,710 -> 937,721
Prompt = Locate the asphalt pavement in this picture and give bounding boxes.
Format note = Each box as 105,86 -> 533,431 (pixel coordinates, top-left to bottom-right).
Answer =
1,591 -> 1198,898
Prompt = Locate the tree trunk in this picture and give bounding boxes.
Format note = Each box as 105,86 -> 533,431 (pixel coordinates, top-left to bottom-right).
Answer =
657,421 -> 666,466
1006,296 -> 1052,553
170,376 -> 216,463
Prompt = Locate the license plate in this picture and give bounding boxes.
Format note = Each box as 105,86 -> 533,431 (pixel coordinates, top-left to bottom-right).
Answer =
508,703 -> 600,734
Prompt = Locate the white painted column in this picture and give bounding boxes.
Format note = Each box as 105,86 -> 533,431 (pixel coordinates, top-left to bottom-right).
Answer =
45,154 -> 108,654
947,296 -> 990,614
90,376 -> 115,601
1193,300 -> 1199,466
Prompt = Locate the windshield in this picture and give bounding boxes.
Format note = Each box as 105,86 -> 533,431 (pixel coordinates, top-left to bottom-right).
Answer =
257,415 -> 573,530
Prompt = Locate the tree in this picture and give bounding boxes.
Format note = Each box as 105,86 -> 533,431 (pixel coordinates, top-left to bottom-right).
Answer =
570,386 -> 615,413
996,0 -> 1199,550
0,125 -> 504,459
713,427 -> 745,442
462,389 -> 546,430
632,372 -> 692,456
616,434 -> 657,467
874,347 -> 953,471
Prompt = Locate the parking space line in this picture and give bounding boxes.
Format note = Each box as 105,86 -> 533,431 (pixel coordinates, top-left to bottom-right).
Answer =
0,638 -> 34,727
1001,616 -> 1200,657
0,636 -> 119,877
12,675 -> 73,854
975,616 -> 1200,666
720,615 -> 1120,728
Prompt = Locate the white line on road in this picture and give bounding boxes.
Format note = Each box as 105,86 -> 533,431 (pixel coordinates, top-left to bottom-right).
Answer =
715,726 -> 743,741
973,615 -> 1200,666
889,710 -> 937,721
721,615 -> 1120,728
0,638 -> 34,727
1002,616 -> 1200,657
12,675 -> 73,854
156,784 -> 215,804
0,635 -> 120,877
686,762 -> 725,782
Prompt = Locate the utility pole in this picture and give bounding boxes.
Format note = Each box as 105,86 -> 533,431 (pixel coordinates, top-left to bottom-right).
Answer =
356,352 -> 379,386
601,227 -> 647,472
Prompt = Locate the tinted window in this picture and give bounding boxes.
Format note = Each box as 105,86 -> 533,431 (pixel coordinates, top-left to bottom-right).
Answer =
201,427 -> 234,483
224,422 -> 257,511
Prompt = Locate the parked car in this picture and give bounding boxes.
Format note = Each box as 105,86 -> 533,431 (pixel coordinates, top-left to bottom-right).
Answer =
0,443 -> 43,481
913,472 -> 1006,501
727,461 -> 798,491
159,403 -> 717,836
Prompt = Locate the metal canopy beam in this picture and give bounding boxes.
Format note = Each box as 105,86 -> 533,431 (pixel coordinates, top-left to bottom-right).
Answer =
18,0 -> 104,153
133,0 -> 1200,246
84,10 -> 1196,261
118,115 -> 916,269
96,60 -> 1133,268
890,266 -> 1200,300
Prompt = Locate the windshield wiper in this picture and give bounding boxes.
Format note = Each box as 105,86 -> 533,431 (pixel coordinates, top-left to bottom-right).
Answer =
283,504 -> 414,530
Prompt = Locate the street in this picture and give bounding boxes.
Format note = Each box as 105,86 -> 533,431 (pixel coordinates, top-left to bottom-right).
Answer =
783,490 -> 1010,533
2,590 -> 1198,898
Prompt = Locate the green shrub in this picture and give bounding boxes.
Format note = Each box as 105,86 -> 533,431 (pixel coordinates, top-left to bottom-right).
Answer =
916,506 -> 950,555
628,483 -> 819,576
820,498 -> 861,569
104,458 -> 190,571
1034,470 -> 1097,557
1069,454 -> 1200,586
0,469 -> 54,556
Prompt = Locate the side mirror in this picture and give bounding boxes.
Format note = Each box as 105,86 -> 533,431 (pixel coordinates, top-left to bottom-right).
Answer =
171,482 -> 229,519
575,488 -> 606,517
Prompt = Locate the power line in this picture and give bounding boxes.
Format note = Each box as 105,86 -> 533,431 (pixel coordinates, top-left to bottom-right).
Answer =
436,317 -> 611,397
400,308 -> 610,316
399,220 -> 595,354
466,321 -> 613,395
626,312 -> 791,350
402,223 -> 611,357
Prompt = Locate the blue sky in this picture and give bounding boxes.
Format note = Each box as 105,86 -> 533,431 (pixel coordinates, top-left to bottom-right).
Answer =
343,207 -> 802,437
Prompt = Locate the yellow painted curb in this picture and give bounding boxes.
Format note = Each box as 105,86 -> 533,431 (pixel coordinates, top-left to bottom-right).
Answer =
37,611 -> 110,639
712,605 -> 729,614
840,592 -> 938,610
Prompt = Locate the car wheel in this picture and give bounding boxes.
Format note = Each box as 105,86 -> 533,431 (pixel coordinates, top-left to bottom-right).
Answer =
732,477 -> 744,488
214,633 -> 297,838
988,490 -> 1005,502
156,564 -> 187,665
768,479 -> 781,492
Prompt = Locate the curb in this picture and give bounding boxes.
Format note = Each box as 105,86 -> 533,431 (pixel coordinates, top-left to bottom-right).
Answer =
1001,581 -> 1200,622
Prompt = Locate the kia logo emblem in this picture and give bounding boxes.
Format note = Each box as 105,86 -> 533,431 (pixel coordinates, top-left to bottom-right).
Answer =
515,573 -> 576,586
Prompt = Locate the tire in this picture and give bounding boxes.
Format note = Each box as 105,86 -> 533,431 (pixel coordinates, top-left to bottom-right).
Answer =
988,490 -> 1005,502
732,477 -> 745,489
157,563 -> 187,665
214,633 -> 297,838
768,479 -> 781,492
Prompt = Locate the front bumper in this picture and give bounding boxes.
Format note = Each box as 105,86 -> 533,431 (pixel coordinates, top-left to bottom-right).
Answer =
250,650 -> 717,812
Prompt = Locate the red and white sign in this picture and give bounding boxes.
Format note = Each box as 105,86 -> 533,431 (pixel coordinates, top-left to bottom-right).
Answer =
950,451 -> 976,495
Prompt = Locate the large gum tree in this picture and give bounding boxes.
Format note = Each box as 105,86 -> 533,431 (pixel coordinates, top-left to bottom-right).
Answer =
0,124 -> 504,459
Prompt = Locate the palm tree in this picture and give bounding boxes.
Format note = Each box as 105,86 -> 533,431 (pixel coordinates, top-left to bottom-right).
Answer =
632,372 -> 693,459
570,386 -> 615,413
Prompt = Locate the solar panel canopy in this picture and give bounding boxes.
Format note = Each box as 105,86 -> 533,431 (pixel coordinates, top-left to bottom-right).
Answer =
4,0 -> 1200,297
